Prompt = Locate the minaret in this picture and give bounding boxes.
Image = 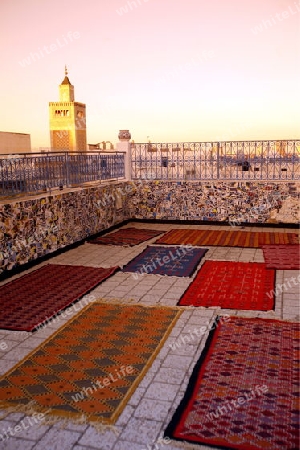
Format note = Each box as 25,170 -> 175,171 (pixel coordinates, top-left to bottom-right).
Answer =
49,67 -> 87,151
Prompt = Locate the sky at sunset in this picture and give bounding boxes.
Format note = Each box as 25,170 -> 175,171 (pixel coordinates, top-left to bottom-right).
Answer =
0,0 -> 299,149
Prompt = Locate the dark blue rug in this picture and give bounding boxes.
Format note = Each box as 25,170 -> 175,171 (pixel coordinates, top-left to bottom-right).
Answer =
122,246 -> 208,277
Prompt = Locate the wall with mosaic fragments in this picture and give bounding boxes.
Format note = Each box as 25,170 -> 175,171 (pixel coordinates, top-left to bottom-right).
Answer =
127,181 -> 300,224
0,180 -> 299,274
0,183 -> 132,273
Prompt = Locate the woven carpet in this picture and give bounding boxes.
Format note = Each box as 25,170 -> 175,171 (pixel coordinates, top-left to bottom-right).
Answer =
178,261 -> 275,310
0,264 -> 119,332
122,246 -> 208,277
0,302 -> 181,425
155,228 -> 299,248
165,317 -> 300,450
262,244 -> 300,269
88,228 -> 164,246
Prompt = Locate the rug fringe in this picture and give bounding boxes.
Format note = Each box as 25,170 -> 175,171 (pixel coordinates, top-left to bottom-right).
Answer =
94,298 -> 185,310
0,401 -> 120,435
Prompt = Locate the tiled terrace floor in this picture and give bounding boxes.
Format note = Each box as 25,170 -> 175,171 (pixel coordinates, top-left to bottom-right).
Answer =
0,222 -> 299,450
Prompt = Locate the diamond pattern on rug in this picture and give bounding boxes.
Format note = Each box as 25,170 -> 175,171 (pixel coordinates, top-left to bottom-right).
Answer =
165,317 -> 300,450
178,261 -> 275,310
88,228 -> 164,246
0,265 -> 119,331
122,246 -> 208,277
0,302 -> 181,425
155,228 -> 299,248
262,244 -> 300,269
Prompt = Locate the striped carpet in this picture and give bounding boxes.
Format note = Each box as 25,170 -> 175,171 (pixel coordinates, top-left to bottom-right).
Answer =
155,229 -> 299,248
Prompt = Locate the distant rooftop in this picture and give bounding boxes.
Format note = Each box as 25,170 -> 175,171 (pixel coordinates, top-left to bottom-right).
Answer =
0,131 -> 30,136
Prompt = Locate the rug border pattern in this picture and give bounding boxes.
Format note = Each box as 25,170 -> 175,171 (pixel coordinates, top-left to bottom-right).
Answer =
0,301 -> 182,426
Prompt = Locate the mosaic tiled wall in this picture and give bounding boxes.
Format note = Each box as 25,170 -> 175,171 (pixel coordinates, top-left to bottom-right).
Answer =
0,183 -> 131,273
0,180 -> 299,274
127,180 -> 300,224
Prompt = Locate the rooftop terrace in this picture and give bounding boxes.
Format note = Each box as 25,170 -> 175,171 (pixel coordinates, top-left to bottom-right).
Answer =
0,221 -> 299,450
0,134 -> 299,449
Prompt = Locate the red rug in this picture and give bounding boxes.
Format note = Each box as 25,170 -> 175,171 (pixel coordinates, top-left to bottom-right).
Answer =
155,229 -> 299,248
88,228 -> 164,246
262,245 -> 300,269
0,264 -> 119,331
165,317 -> 300,450
178,261 -> 275,310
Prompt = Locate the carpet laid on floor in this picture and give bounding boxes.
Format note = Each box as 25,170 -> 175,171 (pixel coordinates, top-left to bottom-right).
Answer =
262,244 -> 300,269
0,302 -> 181,425
178,261 -> 275,310
165,317 -> 299,450
122,246 -> 208,277
155,228 -> 299,248
88,227 -> 164,246
0,264 -> 119,332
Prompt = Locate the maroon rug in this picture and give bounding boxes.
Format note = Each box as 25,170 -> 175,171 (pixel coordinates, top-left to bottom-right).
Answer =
165,317 -> 300,450
262,245 -> 300,269
178,261 -> 275,311
0,264 -> 119,331
88,228 -> 164,246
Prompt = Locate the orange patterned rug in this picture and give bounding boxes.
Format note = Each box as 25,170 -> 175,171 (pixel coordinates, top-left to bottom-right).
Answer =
155,229 -> 299,248
0,302 -> 181,425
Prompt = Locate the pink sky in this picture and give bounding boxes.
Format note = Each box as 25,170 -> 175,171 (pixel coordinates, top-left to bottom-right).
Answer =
0,0 -> 299,149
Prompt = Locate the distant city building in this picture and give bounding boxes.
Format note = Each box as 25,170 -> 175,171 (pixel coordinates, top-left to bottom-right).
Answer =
49,67 -> 87,152
0,131 -> 31,154
88,141 -> 114,150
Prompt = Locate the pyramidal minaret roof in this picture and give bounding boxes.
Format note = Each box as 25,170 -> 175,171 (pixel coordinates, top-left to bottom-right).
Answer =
61,66 -> 72,85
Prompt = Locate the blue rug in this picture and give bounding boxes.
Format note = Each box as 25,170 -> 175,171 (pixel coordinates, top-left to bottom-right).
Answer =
122,246 -> 208,277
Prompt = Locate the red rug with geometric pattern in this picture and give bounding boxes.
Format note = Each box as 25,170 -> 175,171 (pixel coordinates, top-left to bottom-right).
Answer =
165,317 -> 300,450
88,228 -> 164,246
262,245 -> 300,269
0,264 -> 119,331
178,261 -> 275,310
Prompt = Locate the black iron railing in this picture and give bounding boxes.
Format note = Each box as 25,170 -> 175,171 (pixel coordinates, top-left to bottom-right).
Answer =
0,151 -> 125,196
131,140 -> 300,180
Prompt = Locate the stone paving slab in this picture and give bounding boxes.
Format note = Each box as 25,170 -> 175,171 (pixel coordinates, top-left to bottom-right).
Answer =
0,221 -> 299,450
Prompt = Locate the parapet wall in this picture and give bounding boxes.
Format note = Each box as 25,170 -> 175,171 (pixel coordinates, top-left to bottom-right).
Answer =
0,180 -> 299,274
128,180 -> 299,223
0,182 -> 132,274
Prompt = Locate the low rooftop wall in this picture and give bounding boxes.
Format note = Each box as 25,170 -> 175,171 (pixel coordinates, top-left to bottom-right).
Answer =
0,180 -> 299,274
